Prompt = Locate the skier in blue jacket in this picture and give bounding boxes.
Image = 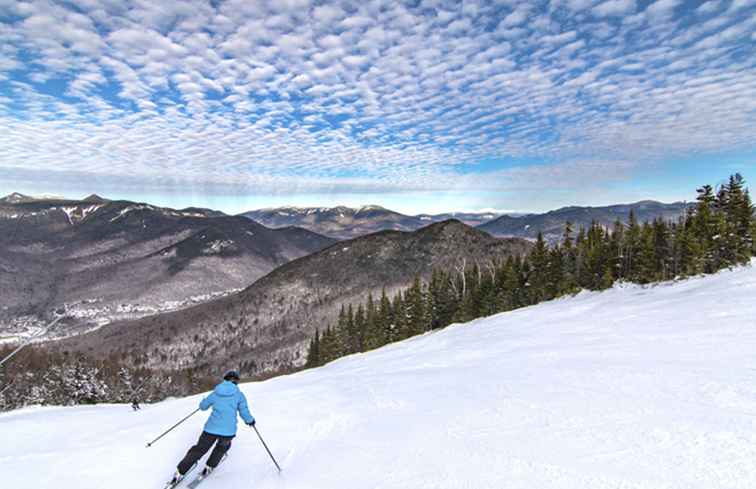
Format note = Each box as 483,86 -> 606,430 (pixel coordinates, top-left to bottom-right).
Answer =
170,370 -> 255,485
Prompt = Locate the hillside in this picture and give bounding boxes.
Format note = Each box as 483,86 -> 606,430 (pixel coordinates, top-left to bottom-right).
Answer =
60,220 -> 531,374
0,197 -> 335,338
478,200 -> 691,242
3,262 -> 755,489
242,206 -> 500,239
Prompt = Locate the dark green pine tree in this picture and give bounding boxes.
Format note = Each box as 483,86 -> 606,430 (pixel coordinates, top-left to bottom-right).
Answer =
305,330 -> 321,367
724,174 -> 754,264
637,222 -> 657,283
623,211 -> 642,280
426,269 -> 443,329
318,326 -> 335,365
546,247 -> 565,297
582,221 -> 609,289
477,259 -> 499,316
389,291 -> 404,342
436,270 -> 460,328
335,305 -> 348,356
574,226 -> 587,287
559,222 -> 578,294
404,275 -> 426,336
651,218 -> 672,281
711,185 -> 733,268
450,260 -> 474,323
520,257 -> 534,306
377,288 -> 392,348
345,304 -> 356,354
608,219 -> 624,281
363,293 -> 380,351
676,208 -> 702,276
527,232 -> 550,303
693,184 -> 717,272
354,304 -> 366,353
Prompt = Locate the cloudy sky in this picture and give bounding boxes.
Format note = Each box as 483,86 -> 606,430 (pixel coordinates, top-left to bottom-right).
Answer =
0,0 -> 754,214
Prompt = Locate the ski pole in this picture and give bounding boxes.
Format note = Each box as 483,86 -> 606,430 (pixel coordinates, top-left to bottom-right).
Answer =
146,408 -> 200,447
252,425 -> 282,473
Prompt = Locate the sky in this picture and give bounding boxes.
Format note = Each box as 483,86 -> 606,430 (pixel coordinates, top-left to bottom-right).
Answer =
0,0 -> 754,215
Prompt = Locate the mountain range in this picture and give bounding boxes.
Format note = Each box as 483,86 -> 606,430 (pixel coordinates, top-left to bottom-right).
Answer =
59,220 -> 532,375
243,201 -> 691,242
241,205 -> 503,239
478,201 -> 693,242
0,195 -> 335,338
2,192 -> 693,376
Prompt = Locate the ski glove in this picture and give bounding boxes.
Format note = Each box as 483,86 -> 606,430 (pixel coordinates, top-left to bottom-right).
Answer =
247,419 -> 256,427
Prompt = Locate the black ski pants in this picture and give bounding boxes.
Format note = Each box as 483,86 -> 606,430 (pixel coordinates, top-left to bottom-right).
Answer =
177,431 -> 234,474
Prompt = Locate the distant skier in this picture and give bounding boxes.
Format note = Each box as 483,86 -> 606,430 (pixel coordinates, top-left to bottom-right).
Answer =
131,398 -> 141,411
168,370 -> 255,486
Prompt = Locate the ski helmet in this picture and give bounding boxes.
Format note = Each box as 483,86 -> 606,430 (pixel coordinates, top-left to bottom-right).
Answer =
223,370 -> 241,383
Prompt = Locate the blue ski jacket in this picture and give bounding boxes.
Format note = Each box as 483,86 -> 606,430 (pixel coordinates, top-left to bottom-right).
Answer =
199,380 -> 255,436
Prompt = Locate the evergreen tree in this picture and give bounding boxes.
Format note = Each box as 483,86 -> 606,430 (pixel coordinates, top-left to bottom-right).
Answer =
404,275 -> 426,336
345,304 -> 356,354
364,293 -> 381,351
305,330 -> 321,367
426,270 -> 443,329
528,232 -> 550,302
434,270 -> 459,327
355,304 -> 366,353
377,288 -> 392,347
694,184 -> 717,272
389,292 -> 404,342
331,304 -> 352,358
623,210 -> 641,280
559,223 -> 578,293
724,174 -> 754,263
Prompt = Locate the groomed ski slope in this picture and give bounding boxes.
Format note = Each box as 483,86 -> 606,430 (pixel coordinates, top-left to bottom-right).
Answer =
3,263 -> 756,489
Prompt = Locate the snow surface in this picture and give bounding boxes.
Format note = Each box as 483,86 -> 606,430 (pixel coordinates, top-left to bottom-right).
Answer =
3,263 -> 756,488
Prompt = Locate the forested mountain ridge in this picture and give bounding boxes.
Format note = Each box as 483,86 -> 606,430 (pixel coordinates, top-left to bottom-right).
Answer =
308,175 -> 756,368
0,196 -> 335,338
477,200 -> 692,242
59,220 -> 532,375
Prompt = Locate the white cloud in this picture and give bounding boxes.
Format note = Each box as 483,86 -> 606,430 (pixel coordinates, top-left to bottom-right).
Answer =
312,4 -> 343,24
501,7 -> 529,27
645,0 -> 683,20
593,0 -> 636,17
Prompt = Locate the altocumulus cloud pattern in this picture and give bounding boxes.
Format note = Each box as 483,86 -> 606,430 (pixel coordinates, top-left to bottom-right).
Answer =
0,0 -> 754,195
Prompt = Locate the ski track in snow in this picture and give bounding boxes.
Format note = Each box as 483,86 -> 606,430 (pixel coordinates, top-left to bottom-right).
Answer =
3,262 -> 756,488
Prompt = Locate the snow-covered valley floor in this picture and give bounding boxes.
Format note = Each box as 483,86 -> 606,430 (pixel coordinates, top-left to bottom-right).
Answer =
3,263 -> 756,489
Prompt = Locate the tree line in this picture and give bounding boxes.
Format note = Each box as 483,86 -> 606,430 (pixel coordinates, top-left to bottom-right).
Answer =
306,174 -> 755,367
0,346 -> 216,411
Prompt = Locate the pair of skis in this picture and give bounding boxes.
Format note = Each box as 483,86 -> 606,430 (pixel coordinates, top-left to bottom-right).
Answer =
165,455 -> 227,489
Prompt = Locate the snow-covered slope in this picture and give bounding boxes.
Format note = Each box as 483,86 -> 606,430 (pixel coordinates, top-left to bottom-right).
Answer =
3,263 -> 756,489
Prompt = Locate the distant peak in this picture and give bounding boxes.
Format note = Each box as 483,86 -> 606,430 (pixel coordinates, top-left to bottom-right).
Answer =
1,192 -> 63,203
1,192 -> 31,203
355,205 -> 389,213
421,218 -> 470,233
83,194 -> 108,203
